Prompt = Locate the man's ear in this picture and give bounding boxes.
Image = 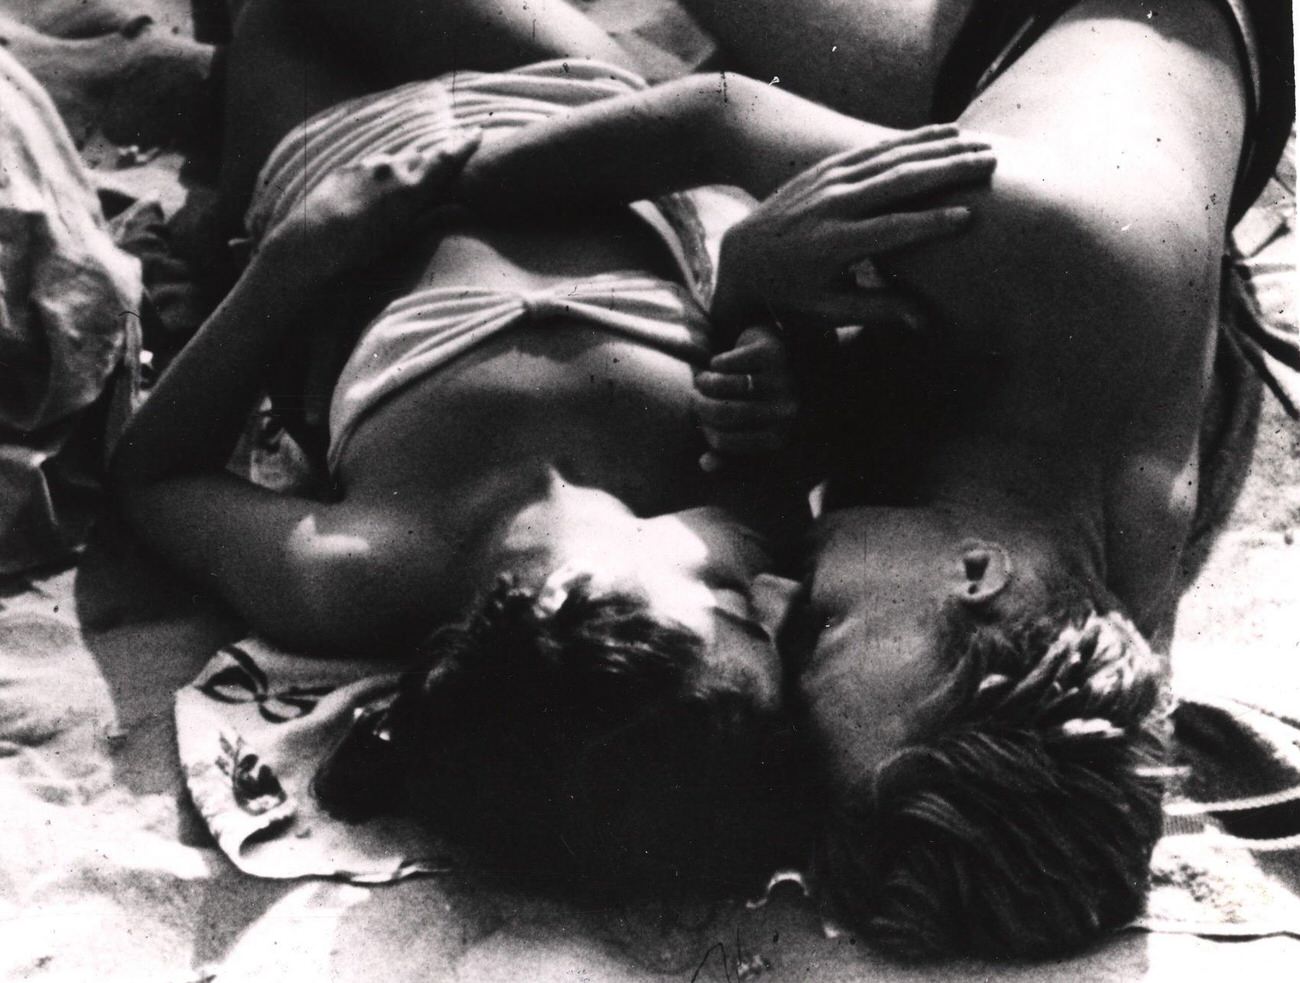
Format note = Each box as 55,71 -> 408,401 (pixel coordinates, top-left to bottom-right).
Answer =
954,541 -> 1012,607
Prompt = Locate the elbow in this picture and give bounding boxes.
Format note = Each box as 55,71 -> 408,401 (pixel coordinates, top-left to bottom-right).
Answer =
268,547 -> 416,658
247,577 -> 370,656
673,72 -> 756,186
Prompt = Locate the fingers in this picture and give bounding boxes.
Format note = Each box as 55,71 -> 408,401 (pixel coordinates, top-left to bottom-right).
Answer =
694,385 -> 796,464
775,287 -> 929,333
707,327 -> 786,373
407,130 -> 481,189
836,151 -> 995,215
693,389 -> 798,430
425,128 -> 482,173
808,125 -> 963,180
360,129 -> 483,189
776,125 -> 965,201
694,321 -> 798,466
824,206 -> 972,257
827,204 -> 974,257
826,136 -> 993,190
696,370 -> 763,399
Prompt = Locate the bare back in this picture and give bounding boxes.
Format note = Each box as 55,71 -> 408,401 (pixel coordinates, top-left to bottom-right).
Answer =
709,0 -> 1248,623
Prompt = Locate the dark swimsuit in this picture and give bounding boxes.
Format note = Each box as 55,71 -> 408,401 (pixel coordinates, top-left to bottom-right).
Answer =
932,0 -> 1294,224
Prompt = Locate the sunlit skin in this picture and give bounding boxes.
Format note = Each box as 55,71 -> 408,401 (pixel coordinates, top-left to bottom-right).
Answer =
113,0 -> 997,664
431,0 -> 1247,642
665,1 -> 1250,794
675,0 -> 1247,634
113,0 -> 1247,765
485,476 -> 786,707
794,502 -> 1069,788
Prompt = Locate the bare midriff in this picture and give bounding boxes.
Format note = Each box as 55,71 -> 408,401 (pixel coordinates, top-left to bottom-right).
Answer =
334,210 -> 711,518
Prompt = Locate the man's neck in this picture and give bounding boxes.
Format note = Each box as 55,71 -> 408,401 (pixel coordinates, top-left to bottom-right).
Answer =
926,433 -> 1109,586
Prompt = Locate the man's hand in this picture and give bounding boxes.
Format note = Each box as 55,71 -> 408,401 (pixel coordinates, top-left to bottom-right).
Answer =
713,125 -> 995,331
261,129 -> 482,279
693,324 -> 798,472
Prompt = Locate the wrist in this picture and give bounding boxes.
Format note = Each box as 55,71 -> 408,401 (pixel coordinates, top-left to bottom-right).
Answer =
712,236 -> 761,331
455,155 -> 485,212
252,230 -> 337,289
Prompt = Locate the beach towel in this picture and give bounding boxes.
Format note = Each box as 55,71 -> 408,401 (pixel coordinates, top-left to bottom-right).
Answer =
174,638 -> 450,882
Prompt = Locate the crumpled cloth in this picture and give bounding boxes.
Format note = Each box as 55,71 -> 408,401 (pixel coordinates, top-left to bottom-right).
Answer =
0,46 -> 142,574
1226,131 -> 1298,418
1139,693 -> 1300,937
175,637 -> 452,881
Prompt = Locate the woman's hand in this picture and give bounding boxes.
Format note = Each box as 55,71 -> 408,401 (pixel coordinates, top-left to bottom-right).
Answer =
712,125 -> 995,332
693,324 -> 798,472
260,129 -> 482,280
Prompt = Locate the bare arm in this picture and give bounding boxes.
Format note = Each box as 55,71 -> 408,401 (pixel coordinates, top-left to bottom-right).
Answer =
112,143 -> 479,651
457,74 -> 992,338
457,72 -> 900,212
110,233 -> 370,647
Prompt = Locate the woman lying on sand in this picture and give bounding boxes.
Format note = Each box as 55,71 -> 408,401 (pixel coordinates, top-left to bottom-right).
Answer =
110,0 -> 990,897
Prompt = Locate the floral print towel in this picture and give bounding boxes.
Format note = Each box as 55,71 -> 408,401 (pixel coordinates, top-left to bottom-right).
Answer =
175,638 -> 452,882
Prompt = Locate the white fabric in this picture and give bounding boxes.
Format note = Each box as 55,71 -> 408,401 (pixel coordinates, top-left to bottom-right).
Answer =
0,46 -> 142,573
175,637 -> 447,881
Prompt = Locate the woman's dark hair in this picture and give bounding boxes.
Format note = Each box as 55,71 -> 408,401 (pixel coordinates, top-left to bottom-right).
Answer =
378,576 -> 795,894
815,577 -> 1170,959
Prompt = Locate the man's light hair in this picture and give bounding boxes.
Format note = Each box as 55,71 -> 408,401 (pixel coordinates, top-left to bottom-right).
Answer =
817,592 -> 1169,959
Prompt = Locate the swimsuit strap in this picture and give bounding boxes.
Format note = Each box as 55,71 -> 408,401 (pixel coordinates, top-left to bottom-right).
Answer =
326,273 -> 712,471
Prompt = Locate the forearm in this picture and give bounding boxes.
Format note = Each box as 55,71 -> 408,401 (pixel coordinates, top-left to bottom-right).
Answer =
457,75 -> 720,217
111,242 -> 323,490
458,73 -> 898,214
